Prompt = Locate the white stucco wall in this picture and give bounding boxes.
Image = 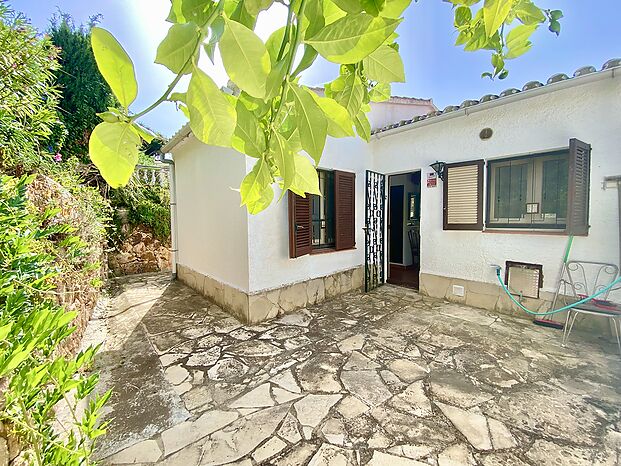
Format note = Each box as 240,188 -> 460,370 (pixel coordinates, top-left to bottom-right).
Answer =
246,136 -> 372,293
372,75 -> 621,295
173,137 -> 249,291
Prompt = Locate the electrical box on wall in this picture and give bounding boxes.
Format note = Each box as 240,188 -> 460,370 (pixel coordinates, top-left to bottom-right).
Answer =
505,261 -> 543,299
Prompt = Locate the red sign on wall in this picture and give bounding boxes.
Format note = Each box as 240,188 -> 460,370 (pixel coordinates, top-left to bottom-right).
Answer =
427,172 -> 437,188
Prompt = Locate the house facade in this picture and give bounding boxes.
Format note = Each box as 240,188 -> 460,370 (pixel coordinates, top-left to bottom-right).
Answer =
163,60 -> 621,325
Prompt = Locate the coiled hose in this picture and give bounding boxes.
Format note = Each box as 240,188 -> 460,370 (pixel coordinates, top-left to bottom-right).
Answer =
495,267 -> 621,316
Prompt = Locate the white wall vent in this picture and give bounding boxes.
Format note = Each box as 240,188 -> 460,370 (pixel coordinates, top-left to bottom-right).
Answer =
452,285 -> 465,297
506,261 -> 543,299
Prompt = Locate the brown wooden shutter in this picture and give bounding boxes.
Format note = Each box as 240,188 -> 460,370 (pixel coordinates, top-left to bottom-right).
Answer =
288,192 -> 312,258
335,170 -> 356,250
566,138 -> 591,236
443,160 -> 484,230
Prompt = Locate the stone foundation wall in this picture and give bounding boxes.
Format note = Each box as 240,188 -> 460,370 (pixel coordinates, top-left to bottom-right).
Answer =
419,272 -> 616,336
177,264 -> 365,323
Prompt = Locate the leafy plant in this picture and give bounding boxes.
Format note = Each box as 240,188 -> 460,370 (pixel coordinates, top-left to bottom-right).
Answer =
88,0 -> 562,213
111,184 -> 171,243
0,175 -> 110,465
0,4 -> 65,173
48,13 -> 118,162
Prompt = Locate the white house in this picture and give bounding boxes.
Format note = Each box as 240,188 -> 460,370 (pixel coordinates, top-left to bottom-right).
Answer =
162,59 -> 621,326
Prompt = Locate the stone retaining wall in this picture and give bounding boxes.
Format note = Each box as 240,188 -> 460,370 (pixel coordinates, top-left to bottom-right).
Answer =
177,265 -> 365,323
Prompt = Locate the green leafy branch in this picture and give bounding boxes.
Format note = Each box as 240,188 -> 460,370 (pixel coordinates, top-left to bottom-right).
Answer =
88,0 -> 562,214
449,0 -> 563,79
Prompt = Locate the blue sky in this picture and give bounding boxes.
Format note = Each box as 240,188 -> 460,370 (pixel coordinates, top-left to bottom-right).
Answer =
13,0 -> 621,138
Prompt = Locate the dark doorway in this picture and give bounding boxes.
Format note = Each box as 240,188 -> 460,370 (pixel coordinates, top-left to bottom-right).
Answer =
387,172 -> 421,289
389,185 -> 404,263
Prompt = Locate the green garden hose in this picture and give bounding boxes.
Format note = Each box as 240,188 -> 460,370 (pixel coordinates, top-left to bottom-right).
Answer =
495,267 -> 621,316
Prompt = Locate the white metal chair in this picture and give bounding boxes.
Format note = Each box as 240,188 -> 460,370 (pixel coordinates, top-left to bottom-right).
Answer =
551,260 -> 621,354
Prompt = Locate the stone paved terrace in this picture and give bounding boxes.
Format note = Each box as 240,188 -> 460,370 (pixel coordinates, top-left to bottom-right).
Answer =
84,273 -> 621,466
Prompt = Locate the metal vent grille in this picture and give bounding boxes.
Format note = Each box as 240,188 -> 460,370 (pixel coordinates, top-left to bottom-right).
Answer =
506,261 -> 543,299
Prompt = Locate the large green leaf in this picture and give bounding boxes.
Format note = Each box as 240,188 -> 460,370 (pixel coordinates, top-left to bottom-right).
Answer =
288,84 -> 328,165
265,59 -> 288,99
302,0 -> 325,38
454,6 -> 472,27
332,73 -> 365,117
505,24 -> 537,58
167,0 -> 215,25
331,0 -> 363,14
240,157 -> 274,213
363,45 -> 405,82
483,0 -> 512,38
289,153 -> 321,197
310,93 -> 355,138
91,27 -> 138,108
306,13 -> 401,64
381,0 -> 411,18
186,67 -> 236,147
361,0 -> 385,16
89,122 -> 141,188
220,18 -> 271,98
232,100 -> 265,157
266,27 -> 287,63
271,132 -> 296,192
323,0 -> 347,24
245,0 -> 274,15
369,82 -> 390,101
515,0 -> 546,25
167,0 -> 185,23
354,111 -> 371,141
155,23 -> 200,74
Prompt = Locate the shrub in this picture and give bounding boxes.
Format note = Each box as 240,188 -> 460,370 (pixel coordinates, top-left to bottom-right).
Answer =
0,5 -> 64,173
0,175 -> 109,465
111,181 -> 171,242
48,13 -> 117,162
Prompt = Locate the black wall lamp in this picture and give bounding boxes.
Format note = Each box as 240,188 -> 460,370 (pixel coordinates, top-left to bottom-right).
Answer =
429,161 -> 447,181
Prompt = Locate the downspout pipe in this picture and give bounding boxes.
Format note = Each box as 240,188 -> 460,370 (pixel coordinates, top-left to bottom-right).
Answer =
604,175 -> 621,271
161,153 -> 178,278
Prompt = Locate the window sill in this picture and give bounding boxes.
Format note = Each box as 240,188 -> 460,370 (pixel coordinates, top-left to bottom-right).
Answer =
310,246 -> 356,255
483,228 -> 569,236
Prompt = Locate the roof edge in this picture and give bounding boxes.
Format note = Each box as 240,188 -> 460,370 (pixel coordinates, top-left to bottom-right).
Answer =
372,59 -> 620,138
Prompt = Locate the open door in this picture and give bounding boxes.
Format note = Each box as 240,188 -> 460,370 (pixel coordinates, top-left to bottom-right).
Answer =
365,170 -> 386,291
387,171 -> 421,289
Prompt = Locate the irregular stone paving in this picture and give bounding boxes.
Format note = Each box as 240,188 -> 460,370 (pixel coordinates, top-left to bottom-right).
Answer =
85,273 -> 621,466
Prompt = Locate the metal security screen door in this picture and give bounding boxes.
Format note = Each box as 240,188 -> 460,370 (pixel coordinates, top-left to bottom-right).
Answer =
365,170 -> 386,291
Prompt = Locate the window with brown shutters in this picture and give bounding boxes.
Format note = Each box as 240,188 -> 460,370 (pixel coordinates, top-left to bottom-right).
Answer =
289,169 -> 356,258
335,170 -> 356,250
567,138 -> 591,236
288,193 -> 312,258
483,138 -> 591,234
443,160 -> 484,230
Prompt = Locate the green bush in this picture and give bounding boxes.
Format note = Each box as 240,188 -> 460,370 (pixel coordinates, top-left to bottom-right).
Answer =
48,13 -> 117,162
111,180 -> 171,242
0,5 -> 65,173
0,175 -> 109,465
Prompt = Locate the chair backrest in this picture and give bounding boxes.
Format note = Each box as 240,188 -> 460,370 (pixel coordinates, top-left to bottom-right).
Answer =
562,260 -> 619,301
